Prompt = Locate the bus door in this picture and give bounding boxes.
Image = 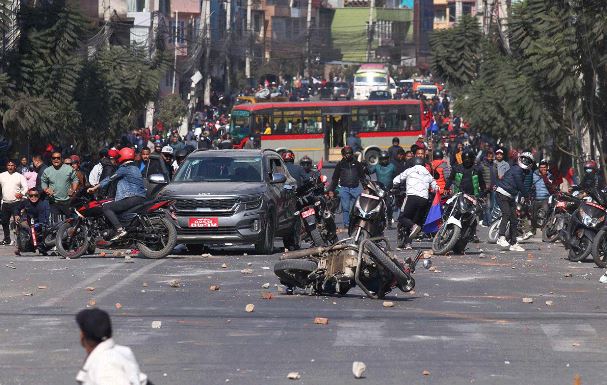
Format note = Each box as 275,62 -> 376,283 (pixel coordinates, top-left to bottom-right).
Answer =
322,106 -> 350,162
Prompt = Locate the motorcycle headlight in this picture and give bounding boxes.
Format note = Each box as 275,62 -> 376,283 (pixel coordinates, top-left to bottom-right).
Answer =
579,208 -> 595,227
376,189 -> 385,198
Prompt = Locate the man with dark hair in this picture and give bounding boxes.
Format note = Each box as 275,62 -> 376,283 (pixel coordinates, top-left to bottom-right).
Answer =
388,137 -> 402,165
31,154 -> 48,194
75,308 -> 148,385
0,160 -> 28,244
41,152 -> 78,219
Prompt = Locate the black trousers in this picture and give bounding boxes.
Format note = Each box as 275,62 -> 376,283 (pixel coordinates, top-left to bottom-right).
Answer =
102,196 -> 146,230
398,195 -> 428,241
50,200 -> 71,222
496,192 -> 518,244
1,201 -> 20,242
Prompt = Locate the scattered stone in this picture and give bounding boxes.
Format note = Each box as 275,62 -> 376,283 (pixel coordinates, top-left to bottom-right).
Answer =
491,256 -> 497,260
142,282 -> 148,287
87,299 -> 96,307
261,266 -> 270,270
37,285 -> 47,290
245,304 -> 255,312
247,262 -> 252,266
22,292 -> 33,296
313,317 -> 329,325
522,297 -> 533,304
221,263 -> 228,269
545,300 -> 554,306
6,264 -> 16,269
572,342 -> 580,347
504,361 -> 510,365
209,285 -> 220,291
201,253 -> 212,258
86,286 -> 95,292
115,303 -> 122,309
168,279 -> 181,288
261,292 -> 273,300
287,372 -> 300,380
240,268 -> 253,274
151,321 -> 162,329
422,370 -> 431,376
423,293 -> 430,297
261,283 -> 270,289
352,361 -> 366,378
564,272 -> 573,278
382,301 -> 394,308
479,254 -> 486,258
428,266 -> 437,272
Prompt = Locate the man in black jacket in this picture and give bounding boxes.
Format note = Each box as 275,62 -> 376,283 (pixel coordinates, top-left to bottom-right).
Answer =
328,146 -> 365,228
495,151 -> 533,251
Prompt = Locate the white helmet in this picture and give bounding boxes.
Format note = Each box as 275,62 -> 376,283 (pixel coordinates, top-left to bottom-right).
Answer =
518,151 -> 534,170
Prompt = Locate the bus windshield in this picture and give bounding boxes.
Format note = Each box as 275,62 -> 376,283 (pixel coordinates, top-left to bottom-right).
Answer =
355,75 -> 388,85
230,110 -> 251,139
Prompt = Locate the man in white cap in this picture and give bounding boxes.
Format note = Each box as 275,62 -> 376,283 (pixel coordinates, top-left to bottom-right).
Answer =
161,146 -> 177,179
494,149 -> 510,180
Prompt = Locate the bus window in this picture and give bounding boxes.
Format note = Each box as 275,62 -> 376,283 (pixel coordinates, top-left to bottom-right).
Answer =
357,107 -> 380,132
271,110 -> 285,134
302,109 -> 322,134
283,110 -> 303,134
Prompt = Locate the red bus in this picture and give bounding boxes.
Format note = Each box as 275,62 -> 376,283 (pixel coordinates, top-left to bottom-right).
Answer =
230,100 -> 426,163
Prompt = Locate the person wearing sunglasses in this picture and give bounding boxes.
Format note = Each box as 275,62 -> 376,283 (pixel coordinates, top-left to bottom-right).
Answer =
13,187 -> 50,255
40,152 -> 79,220
0,160 -> 28,245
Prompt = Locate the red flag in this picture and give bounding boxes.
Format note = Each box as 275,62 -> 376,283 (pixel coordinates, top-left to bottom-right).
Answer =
317,158 -> 323,171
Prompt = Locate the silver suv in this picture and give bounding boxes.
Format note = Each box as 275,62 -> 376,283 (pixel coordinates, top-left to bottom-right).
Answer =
158,149 -> 300,254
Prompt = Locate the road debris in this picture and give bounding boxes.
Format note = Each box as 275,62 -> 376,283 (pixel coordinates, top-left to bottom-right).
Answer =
545,300 -> 554,306
352,361 -> 366,378
522,298 -> 533,304
245,304 -> 255,312
87,299 -> 96,307
37,285 -> 47,290
151,321 -> 162,329
86,287 -> 95,292
564,272 -> 573,277
115,303 -> 122,309
6,264 -> 16,269
221,263 -> 228,269
209,285 -> 220,291
382,301 -> 394,308
261,283 -> 270,289
240,268 -> 253,274
422,370 -> 431,376
143,282 -> 148,287
168,279 -> 181,288
261,292 -> 273,300
22,292 -> 33,296
287,372 -> 300,380
313,317 -> 329,325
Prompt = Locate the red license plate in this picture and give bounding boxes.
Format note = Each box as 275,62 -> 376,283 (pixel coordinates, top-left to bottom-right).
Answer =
188,217 -> 219,228
301,208 -> 315,219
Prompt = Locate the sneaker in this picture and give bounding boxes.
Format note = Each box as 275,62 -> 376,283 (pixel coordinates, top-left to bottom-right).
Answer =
509,243 -> 525,252
110,228 -> 128,242
599,273 -> 607,284
522,231 -> 534,241
497,236 -> 509,248
479,223 -> 488,228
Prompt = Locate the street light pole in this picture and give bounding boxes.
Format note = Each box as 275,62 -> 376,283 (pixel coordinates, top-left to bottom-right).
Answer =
366,0 -> 375,63
306,0 -> 313,81
224,0 -> 232,95
172,10 -> 178,94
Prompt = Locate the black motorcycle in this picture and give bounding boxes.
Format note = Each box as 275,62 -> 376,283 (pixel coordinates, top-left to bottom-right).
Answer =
293,174 -> 337,246
560,188 -> 606,262
542,192 -> 582,243
432,192 -> 483,255
348,177 -> 388,242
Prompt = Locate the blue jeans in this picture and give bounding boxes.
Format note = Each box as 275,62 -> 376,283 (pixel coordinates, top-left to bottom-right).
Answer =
483,191 -> 497,225
339,186 -> 362,227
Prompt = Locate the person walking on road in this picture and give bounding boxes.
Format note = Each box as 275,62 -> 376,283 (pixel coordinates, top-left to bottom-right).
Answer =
41,152 -> 78,219
75,308 -> 148,385
0,160 -> 28,244
328,146 -> 365,229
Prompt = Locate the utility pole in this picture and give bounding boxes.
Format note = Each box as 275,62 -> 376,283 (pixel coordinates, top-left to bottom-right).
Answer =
203,0 -> 212,105
366,0 -> 375,63
455,0 -> 462,23
172,10 -> 178,94
245,0 -> 252,85
306,0 -> 313,81
224,0 -> 232,95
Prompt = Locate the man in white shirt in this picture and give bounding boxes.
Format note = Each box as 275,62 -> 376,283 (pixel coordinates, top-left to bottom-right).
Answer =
0,160 -> 28,244
75,308 -> 148,385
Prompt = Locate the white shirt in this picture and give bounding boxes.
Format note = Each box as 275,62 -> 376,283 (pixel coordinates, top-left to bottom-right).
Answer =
0,171 -> 28,203
393,164 -> 439,199
88,163 -> 103,186
76,338 -> 147,385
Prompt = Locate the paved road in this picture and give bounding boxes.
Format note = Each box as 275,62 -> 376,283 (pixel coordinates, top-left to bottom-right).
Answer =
1,226 -> 606,385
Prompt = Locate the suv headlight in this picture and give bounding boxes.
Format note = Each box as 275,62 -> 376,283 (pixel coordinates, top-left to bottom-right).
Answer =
242,197 -> 262,210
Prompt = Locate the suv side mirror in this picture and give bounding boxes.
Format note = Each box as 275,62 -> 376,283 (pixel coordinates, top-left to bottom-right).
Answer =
271,172 -> 287,184
149,173 -> 168,184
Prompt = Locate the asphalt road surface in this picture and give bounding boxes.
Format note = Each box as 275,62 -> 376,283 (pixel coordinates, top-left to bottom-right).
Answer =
1,223 -> 606,385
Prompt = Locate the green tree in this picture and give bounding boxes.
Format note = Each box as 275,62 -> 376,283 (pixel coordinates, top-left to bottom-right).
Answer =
155,94 -> 188,131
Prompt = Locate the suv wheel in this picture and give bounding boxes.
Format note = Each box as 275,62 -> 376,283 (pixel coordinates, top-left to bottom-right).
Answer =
255,215 -> 275,255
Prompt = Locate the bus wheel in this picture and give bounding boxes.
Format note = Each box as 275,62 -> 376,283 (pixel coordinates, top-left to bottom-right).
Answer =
365,149 -> 381,165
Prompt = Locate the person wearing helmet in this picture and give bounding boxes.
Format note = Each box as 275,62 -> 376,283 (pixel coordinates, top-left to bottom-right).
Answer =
430,149 -> 451,192
368,151 -> 397,228
495,151 -> 534,251
281,151 -> 305,187
299,156 -> 316,179
328,146 -> 366,228
575,160 -> 604,192
88,147 -> 147,241
446,149 -> 486,197
175,148 -> 190,170
392,156 -> 439,249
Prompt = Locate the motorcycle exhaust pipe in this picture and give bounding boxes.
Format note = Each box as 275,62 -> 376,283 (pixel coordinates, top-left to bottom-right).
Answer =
280,244 -> 349,260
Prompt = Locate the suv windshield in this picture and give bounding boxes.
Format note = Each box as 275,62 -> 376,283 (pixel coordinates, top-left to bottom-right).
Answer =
173,156 -> 263,182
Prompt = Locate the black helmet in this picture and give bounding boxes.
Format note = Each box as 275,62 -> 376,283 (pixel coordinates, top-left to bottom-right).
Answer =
433,149 -> 444,160
341,146 -> 353,156
412,157 -> 426,167
300,155 -> 313,166
462,150 -> 476,168
176,148 -> 189,160
379,151 -> 389,161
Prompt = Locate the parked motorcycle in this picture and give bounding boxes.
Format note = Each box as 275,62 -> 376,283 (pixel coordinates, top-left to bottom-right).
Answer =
542,192 -> 582,243
274,239 -> 431,299
55,192 -> 177,259
432,192 -> 484,255
348,177 -> 388,242
560,188 -> 606,262
293,174 -> 337,247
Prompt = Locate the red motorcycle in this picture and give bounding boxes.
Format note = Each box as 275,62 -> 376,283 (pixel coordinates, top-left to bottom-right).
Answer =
55,193 -> 177,259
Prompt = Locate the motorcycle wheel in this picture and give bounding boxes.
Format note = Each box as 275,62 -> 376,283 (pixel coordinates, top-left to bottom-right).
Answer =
592,228 -> 607,268
309,228 -> 326,247
452,238 -> 469,254
567,235 -> 592,262
432,224 -> 461,255
364,241 -> 413,295
542,216 -> 560,243
137,217 -> 177,259
56,221 -> 89,259
274,259 -> 318,289
487,220 -> 501,244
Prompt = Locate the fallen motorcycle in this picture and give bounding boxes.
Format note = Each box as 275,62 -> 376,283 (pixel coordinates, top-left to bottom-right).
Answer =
274,238 -> 431,299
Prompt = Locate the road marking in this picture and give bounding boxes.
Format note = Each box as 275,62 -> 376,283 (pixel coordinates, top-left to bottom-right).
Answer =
541,324 -> 605,353
41,263 -> 122,307
94,260 -> 166,300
